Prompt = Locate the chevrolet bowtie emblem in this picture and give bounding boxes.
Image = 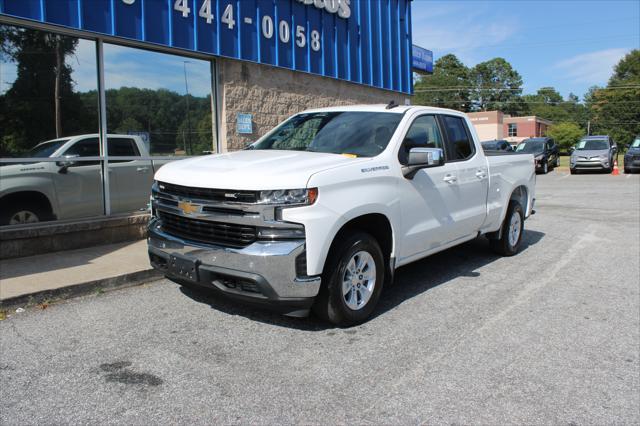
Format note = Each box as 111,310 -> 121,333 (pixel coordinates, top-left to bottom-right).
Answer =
178,200 -> 199,215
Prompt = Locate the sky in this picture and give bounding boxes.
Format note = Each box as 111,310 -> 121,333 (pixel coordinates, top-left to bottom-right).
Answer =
411,0 -> 640,99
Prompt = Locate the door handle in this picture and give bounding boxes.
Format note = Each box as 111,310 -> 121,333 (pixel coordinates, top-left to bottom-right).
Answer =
443,174 -> 457,184
136,167 -> 149,173
475,170 -> 487,179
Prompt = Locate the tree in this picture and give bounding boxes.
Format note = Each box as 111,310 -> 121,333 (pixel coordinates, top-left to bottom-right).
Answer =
470,58 -> 525,115
414,54 -> 472,111
547,122 -> 584,152
0,26 -> 89,154
586,50 -> 640,146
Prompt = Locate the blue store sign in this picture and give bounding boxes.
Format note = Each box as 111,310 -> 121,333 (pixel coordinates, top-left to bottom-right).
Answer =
0,0 -> 414,94
236,113 -> 253,134
412,44 -> 433,74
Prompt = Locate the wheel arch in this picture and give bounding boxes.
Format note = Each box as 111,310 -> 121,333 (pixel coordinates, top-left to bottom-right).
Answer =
323,213 -> 395,284
0,191 -> 55,223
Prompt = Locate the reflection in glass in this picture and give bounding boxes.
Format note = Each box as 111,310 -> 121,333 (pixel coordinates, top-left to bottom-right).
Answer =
103,44 -> 215,156
0,24 -> 103,226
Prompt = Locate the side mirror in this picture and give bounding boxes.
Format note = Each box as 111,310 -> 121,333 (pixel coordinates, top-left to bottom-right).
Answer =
56,154 -> 79,173
569,147 -> 575,153
402,147 -> 445,179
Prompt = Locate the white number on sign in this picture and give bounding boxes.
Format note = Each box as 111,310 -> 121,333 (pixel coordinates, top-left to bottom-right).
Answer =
310,30 -> 321,51
262,15 -> 274,39
221,4 -> 236,29
174,0 -> 191,18
199,0 -> 214,24
295,25 -> 306,48
279,20 -> 290,43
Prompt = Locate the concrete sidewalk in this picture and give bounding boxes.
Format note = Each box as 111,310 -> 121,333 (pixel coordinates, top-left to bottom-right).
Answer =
0,240 -> 161,306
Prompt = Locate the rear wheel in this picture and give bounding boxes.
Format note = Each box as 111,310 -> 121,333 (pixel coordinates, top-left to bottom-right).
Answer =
313,232 -> 385,326
542,162 -> 548,174
489,201 -> 524,256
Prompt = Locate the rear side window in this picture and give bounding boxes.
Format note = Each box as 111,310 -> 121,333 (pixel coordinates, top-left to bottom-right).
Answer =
399,115 -> 444,165
441,116 -> 474,161
108,138 -> 140,157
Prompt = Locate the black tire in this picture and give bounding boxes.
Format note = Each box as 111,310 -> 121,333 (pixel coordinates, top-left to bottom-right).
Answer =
555,157 -> 560,167
0,202 -> 45,226
625,168 -> 630,174
541,162 -> 548,174
313,232 -> 385,326
570,168 -> 577,175
489,201 -> 524,257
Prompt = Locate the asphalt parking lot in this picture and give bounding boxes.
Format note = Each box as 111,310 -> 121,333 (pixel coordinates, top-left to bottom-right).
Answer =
1,171 -> 639,425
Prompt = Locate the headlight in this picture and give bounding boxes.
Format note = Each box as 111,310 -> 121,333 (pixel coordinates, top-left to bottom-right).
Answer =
259,188 -> 318,205
599,154 -> 608,159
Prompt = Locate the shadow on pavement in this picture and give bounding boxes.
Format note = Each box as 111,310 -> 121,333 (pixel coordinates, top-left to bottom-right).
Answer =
179,230 -> 545,331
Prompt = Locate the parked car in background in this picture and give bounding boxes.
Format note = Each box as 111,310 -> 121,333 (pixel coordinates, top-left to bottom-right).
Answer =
570,135 -> 618,174
515,137 -> 559,174
0,134 -> 166,226
624,136 -> 640,174
481,140 -> 513,152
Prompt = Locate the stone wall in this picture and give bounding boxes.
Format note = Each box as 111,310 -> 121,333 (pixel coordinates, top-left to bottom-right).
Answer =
218,58 -> 411,151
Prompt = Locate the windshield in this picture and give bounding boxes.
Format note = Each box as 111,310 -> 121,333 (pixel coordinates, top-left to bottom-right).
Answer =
576,139 -> 609,150
26,139 -> 70,158
516,140 -> 544,154
250,112 -> 403,157
631,138 -> 640,148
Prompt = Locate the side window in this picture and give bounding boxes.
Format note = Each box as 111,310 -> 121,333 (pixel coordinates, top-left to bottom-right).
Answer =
441,116 -> 474,161
63,138 -> 100,166
108,138 -> 140,162
398,115 -> 444,165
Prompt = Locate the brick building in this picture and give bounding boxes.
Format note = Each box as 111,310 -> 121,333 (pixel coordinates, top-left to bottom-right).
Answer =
467,111 -> 552,145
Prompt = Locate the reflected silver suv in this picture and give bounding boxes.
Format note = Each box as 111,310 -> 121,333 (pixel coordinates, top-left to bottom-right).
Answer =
570,135 -> 617,174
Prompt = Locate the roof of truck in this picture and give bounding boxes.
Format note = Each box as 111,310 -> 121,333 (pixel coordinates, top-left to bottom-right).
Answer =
301,104 -> 466,116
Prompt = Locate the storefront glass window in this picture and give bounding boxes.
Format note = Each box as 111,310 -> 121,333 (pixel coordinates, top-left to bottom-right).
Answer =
0,24 -> 103,226
103,43 -> 215,157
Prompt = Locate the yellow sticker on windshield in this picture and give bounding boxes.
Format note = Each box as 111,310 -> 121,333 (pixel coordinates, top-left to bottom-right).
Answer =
341,153 -> 358,158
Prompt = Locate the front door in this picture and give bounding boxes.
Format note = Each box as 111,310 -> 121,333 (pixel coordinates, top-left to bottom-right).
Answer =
397,114 -> 461,261
52,137 -> 104,220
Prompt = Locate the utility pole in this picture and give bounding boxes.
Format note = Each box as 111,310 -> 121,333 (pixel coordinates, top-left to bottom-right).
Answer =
183,61 -> 192,155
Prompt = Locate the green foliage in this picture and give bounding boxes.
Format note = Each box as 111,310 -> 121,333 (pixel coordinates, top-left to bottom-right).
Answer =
470,57 -> 525,115
414,54 -> 472,111
547,122 -> 585,152
586,50 -> 640,147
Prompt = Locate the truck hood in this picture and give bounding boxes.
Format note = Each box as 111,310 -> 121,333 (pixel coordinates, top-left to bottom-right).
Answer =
153,150 -> 370,190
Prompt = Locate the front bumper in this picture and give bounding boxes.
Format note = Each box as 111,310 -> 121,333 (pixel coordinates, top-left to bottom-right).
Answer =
624,158 -> 640,171
571,159 -> 609,170
147,218 -> 321,315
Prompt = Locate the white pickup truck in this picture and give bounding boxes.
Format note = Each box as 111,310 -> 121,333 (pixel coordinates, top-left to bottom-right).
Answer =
148,105 -> 536,325
0,134 -> 161,225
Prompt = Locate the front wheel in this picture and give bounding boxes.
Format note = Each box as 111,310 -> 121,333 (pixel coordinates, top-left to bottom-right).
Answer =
489,201 -> 524,256
540,162 -> 548,174
0,204 -> 44,226
313,232 -> 385,326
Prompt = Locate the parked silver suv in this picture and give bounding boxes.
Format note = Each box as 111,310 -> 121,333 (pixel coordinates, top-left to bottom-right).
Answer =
570,135 -> 617,174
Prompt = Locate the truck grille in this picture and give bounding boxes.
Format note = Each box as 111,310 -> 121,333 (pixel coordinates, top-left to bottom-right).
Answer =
158,211 -> 257,248
157,181 -> 259,203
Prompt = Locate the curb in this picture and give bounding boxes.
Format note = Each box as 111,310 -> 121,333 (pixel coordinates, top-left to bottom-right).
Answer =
0,269 -> 163,310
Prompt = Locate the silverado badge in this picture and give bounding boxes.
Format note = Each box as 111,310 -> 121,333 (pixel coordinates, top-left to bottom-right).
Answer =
178,200 -> 199,215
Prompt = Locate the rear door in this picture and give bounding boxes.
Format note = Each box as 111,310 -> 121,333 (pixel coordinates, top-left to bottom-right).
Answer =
108,137 -> 153,213
439,115 -> 489,239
